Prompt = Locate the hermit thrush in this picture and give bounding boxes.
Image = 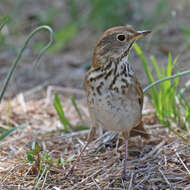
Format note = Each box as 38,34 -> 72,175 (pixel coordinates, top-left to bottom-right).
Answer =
65,25 -> 151,180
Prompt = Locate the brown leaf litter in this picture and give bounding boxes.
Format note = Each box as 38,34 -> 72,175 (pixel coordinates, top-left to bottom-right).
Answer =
0,86 -> 190,190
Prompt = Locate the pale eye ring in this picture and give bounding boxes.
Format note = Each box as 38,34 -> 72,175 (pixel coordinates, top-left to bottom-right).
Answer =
117,34 -> 125,41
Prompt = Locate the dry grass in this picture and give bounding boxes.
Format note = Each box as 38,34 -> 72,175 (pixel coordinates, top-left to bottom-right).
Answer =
0,86 -> 190,190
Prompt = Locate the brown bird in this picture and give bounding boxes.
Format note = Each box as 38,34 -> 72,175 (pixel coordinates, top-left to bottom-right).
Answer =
65,25 -> 151,180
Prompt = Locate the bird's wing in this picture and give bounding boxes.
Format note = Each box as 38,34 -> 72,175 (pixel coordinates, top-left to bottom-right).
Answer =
134,76 -> 144,110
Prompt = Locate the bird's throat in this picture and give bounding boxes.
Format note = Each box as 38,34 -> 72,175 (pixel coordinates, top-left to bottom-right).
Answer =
120,40 -> 135,61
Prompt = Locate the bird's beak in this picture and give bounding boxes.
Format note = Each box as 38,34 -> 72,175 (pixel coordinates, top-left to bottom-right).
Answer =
129,30 -> 151,41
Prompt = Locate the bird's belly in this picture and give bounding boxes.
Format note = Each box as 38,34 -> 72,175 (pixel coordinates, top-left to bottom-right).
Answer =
92,91 -> 142,133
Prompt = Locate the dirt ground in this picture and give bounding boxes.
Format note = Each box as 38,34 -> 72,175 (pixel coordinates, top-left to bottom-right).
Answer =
1,0 -> 190,189
1,90 -> 190,189
0,0 -> 190,97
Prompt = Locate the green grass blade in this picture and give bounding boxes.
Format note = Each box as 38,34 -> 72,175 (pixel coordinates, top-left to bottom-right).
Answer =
71,96 -> 84,122
0,128 -> 17,141
53,93 -> 72,132
71,96 -> 89,131
0,123 -> 26,141
74,125 -> 89,131
150,56 -> 162,79
134,43 -> 154,83
134,43 -> 158,108
164,53 -> 172,89
166,53 -> 172,76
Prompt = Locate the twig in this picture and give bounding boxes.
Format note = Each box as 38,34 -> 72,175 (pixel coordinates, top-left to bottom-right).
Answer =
159,168 -> 172,188
70,168 -> 103,190
41,169 -> 49,190
145,124 -> 164,129
133,174 -> 150,188
0,163 -> 26,183
91,177 -> 102,190
176,152 -> 190,175
93,131 -> 115,144
128,172 -> 134,190
164,155 -> 167,168
140,141 -> 165,161
184,184 -> 190,190
57,130 -> 89,139
0,133 -> 27,148
142,108 -> 156,115
33,166 -> 47,190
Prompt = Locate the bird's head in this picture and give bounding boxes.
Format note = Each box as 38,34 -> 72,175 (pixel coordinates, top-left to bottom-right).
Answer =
92,25 -> 151,68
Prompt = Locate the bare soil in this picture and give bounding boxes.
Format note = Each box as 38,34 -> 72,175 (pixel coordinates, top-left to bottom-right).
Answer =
0,0 -> 190,189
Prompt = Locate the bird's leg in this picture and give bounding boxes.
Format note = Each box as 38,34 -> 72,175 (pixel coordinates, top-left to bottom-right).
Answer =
63,126 -> 96,179
122,132 -> 129,180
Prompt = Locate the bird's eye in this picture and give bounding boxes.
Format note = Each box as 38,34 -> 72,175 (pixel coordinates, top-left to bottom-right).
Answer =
117,34 -> 125,41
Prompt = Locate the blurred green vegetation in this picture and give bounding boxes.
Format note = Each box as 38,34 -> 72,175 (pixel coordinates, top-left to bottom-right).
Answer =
0,0 -> 172,53
0,16 -> 9,48
183,26 -> 190,47
89,0 -> 130,29
141,0 -> 170,27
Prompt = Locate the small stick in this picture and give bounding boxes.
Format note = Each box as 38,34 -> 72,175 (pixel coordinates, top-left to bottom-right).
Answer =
159,168 -> 172,188
91,177 -> 102,190
63,126 -> 96,179
176,151 -> 190,175
70,168 -> 102,190
128,172 -> 134,190
140,141 -> 165,161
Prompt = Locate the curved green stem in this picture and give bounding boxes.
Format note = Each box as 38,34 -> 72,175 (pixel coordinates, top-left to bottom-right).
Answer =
143,69 -> 190,93
0,16 -> 9,31
0,25 -> 54,102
